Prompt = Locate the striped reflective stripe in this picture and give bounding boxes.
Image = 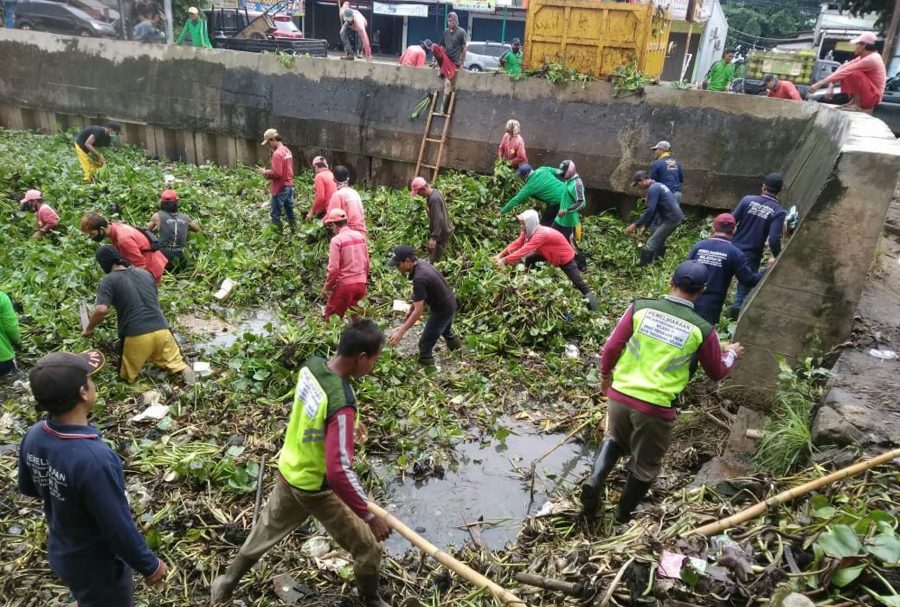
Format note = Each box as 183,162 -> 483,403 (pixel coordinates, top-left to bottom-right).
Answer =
337,414 -> 368,502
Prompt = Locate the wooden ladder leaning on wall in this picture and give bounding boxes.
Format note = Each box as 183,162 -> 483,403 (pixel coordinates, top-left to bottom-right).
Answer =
414,91 -> 456,182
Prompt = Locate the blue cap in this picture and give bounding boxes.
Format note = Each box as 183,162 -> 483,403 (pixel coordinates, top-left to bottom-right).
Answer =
517,163 -> 532,177
672,260 -> 708,291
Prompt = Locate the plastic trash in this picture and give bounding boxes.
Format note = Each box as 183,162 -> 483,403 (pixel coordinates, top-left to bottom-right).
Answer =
868,348 -> 897,360
392,299 -> 411,314
130,404 -> 170,422
214,278 -> 236,301
193,361 -> 212,376
564,344 -> 580,359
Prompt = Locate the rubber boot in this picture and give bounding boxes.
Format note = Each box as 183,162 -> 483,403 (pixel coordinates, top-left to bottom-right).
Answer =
585,292 -> 600,313
637,247 -> 655,267
580,440 -> 622,524
445,336 -> 463,351
418,355 -> 436,368
356,573 -> 391,607
433,94 -> 447,116
614,473 -> 653,524
210,554 -> 256,604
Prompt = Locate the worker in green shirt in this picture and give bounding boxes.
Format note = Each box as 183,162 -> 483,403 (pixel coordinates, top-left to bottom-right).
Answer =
0,290 -> 21,376
702,48 -> 736,92
501,164 -> 567,226
499,38 -> 523,77
176,7 -> 212,48
554,160 -> 585,243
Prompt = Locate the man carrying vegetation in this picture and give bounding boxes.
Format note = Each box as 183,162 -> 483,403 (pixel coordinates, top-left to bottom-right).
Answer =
323,208 -> 369,320
259,128 -> 296,233
80,212 -> 168,285
501,164 -> 567,226
308,156 -> 337,221
410,176 -> 454,263
493,209 -> 600,312
0,289 -> 20,377
702,48 -> 735,92
728,173 -> 786,319
211,319 -> 392,607
18,349 -> 168,604
82,245 -> 194,385
176,7 -> 212,48
328,165 -> 367,234
688,213 -> 763,325
74,123 -> 121,182
435,12 -> 466,113
554,160 -> 585,243
20,189 -> 59,240
581,261 -> 744,525
388,245 -> 462,367
626,171 -> 684,266
147,189 -> 202,272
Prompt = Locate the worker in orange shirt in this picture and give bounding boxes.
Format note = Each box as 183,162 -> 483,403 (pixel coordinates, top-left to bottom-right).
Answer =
308,156 -> 337,221
399,41 -> 428,67
808,32 -> 886,111
322,208 -> 369,320
763,75 -> 802,101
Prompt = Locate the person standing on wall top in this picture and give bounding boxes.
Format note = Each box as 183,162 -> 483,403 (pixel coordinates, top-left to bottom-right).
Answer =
339,3 -> 372,61
494,209 -> 600,311
327,166 -> 367,234
500,164 -> 567,226
259,128 -> 296,233
554,160 -> 585,243
580,261 -> 743,525
410,176 -> 454,263
20,189 -> 59,240
18,350 -> 169,605
322,208 -> 370,320
388,246 -> 463,367
499,38 -> 524,77
808,32 -> 886,112
497,119 -> 528,168
176,7 -> 213,48
625,171 -> 684,266
436,12 -> 467,113
728,173 -> 786,319
211,319 -> 392,607
147,189 -> 202,272
308,156 -> 337,222
80,212 -> 168,285
0,289 -> 21,377
688,213 -> 763,325
399,41 -> 428,67
74,123 -> 121,183
702,48 -> 736,92
763,75 -> 802,101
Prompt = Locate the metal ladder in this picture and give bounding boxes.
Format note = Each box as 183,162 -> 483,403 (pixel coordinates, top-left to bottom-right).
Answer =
414,91 -> 456,182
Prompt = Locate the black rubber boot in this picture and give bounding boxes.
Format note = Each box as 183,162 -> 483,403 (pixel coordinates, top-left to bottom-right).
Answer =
210,554 -> 256,604
445,336 -> 463,351
356,573 -> 391,607
579,440 -> 622,524
585,292 -> 600,312
614,473 -> 653,524
637,247 -> 655,267
417,355 -> 436,368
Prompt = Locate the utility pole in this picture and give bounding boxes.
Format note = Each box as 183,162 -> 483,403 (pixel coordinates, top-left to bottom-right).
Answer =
164,0 -> 174,43
883,0 -> 900,68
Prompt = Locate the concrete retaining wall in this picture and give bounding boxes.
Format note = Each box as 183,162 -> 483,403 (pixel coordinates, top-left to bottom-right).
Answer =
0,29 -> 817,207
2,30 -> 899,405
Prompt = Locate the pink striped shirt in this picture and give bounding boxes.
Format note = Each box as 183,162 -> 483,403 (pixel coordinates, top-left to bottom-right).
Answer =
327,186 -> 367,233
325,226 -> 369,291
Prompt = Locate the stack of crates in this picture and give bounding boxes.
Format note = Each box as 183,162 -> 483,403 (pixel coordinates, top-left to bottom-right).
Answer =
746,49 -> 816,85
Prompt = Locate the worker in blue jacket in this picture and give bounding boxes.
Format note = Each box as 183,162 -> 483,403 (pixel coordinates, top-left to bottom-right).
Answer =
648,140 -> 683,233
689,213 -> 764,324
728,173 -> 786,318
626,170 -> 685,266
18,350 -> 168,605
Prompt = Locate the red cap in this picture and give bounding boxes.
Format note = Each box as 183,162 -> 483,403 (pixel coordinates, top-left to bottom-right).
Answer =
160,189 -> 178,202
409,176 -> 428,198
713,213 -> 737,232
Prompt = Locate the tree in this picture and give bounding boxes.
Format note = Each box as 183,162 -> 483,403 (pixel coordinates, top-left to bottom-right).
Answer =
767,9 -> 800,37
834,0 -> 894,30
724,5 -> 763,36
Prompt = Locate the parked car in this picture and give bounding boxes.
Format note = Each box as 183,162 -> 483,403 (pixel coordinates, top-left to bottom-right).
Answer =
464,41 -> 511,72
807,74 -> 900,137
205,7 -> 302,40
15,0 -> 116,36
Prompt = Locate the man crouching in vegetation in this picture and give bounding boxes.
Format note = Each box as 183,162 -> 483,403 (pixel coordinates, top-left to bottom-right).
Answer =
581,261 -> 744,526
211,319 -> 392,607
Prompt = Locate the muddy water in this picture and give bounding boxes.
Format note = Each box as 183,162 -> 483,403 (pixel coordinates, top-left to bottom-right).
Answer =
177,309 -> 275,352
380,418 -> 593,555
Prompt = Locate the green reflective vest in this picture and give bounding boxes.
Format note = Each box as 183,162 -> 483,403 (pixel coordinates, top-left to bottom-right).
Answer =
611,297 -> 713,408
278,357 -> 355,491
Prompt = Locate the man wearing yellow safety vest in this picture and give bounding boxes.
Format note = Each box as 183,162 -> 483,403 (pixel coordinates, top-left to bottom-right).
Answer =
211,319 -> 392,607
581,261 -> 744,525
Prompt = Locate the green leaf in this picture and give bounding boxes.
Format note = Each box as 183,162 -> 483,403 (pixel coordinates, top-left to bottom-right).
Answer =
832,563 -> 866,588
680,564 -> 700,588
811,494 -> 836,519
817,525 -> 862,558
864,587 -> 900,607
145,527 -> 161,550
865,528 -> 900,565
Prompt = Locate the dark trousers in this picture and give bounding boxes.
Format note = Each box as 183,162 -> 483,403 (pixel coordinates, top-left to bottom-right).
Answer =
540,204 -> 560,227
731,254 -> 762,315
0,359 -> 16,376
648,191 -> 682,235
419,307 -> 457,359
59,558 -> 134,607
559,259 -> 592,296
644,217 -> 681,260
430,236 -> 450,263
552,222 -> 575,243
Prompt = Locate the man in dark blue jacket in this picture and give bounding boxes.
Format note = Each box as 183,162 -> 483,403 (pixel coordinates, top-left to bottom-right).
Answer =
648,140 -> 684,236
728,173 -> 786,318
689,213 -> 764,324
626,170 -> 685,266
18,350 -> 167,605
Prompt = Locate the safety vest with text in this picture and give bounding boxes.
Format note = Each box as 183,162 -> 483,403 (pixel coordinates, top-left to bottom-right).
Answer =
611,298 -> 714,408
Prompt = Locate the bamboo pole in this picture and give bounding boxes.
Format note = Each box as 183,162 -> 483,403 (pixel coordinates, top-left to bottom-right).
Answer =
367,502 -> 529,607
687,448 -> 900,537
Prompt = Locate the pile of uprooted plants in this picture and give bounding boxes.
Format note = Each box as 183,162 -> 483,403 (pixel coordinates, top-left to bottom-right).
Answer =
0,129 -> 897,607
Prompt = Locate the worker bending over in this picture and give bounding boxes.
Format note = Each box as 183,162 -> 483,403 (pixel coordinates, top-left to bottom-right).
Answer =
323,208 -> 369,320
